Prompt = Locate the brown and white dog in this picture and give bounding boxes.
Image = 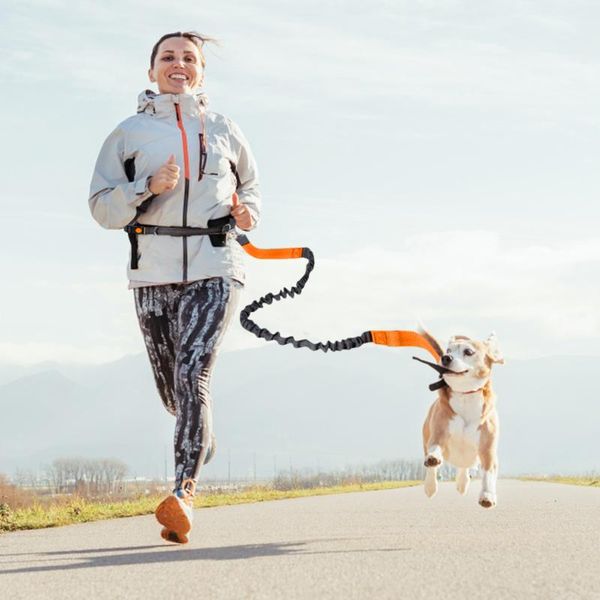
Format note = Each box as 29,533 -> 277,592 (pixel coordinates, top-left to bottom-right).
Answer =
420,332 -> 504,508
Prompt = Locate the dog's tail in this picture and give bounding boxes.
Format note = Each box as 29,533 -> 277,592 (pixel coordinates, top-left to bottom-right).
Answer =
416,323 -> 444,361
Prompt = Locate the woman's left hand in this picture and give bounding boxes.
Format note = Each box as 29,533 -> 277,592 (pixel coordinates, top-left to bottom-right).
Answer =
231,194 -> 253,231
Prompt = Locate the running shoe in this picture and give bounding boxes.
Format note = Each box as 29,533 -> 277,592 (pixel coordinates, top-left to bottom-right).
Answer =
155,479 -> 196,544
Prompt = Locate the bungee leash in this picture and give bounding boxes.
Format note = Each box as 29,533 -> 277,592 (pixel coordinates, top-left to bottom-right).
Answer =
237,231 -> 440,357
230,196 -> 441,359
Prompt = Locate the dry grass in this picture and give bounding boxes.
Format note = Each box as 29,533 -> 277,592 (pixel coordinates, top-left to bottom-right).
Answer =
0,480 -> 419,533
521,476 -> 600,488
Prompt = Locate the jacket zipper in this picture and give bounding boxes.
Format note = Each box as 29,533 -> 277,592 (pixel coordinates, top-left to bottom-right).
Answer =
174,102 -> 191,282
198,133 -> 206,181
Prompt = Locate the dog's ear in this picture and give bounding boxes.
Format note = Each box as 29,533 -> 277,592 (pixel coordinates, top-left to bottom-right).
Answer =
417,324 -> 444,360
485,332 -> 504,364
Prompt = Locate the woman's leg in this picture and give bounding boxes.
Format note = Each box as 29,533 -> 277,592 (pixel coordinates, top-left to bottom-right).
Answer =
134,284 -> 180,416
173,277 -> 241,491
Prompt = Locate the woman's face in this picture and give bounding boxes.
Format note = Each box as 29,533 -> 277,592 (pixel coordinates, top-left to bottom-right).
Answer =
148,37 -> 204,95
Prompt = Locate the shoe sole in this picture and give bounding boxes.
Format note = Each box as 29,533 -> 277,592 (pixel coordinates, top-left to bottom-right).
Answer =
155,496 -> 192,537
160,527 -> 189,544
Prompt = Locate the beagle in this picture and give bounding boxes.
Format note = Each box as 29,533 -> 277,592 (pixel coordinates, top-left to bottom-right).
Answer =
419,332 -> 504,508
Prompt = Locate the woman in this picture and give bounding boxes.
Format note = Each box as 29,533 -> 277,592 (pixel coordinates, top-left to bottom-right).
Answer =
89,31 -> 260,544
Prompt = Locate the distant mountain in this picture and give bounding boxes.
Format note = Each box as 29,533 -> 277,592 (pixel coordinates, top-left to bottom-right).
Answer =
0,347 -> 598,479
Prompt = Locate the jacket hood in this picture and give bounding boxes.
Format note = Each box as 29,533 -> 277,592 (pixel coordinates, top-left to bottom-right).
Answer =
136,89 -> 209,117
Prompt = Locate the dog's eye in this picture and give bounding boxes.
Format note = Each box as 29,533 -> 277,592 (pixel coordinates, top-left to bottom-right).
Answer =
464,348 -> 475,357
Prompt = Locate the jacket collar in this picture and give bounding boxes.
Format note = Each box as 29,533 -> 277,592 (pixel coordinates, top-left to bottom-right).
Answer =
137,89 -> 208,117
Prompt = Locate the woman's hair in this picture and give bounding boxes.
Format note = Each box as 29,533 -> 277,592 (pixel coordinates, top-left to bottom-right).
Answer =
150,31 -> 216,69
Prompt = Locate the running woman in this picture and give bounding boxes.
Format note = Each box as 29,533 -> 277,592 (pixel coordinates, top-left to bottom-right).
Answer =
89,31 -> 260,543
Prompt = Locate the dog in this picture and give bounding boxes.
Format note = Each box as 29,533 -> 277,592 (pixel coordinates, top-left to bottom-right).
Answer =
419,332 -> 504,508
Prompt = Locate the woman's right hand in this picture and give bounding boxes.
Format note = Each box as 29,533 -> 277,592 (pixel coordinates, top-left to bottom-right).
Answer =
148,154 -> 180,195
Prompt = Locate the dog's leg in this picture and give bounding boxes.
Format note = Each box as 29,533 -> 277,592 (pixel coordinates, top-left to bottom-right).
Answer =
479,466 -> 497,508
456,468 -> 470,495
424,465 -> 438,498
422,400 -> 450,498
425,444 -> 443,468
478,418 -> 498,508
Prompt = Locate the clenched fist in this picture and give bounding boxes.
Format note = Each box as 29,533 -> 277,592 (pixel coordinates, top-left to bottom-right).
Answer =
230,192 -> 253,231
148,154 -> 180,195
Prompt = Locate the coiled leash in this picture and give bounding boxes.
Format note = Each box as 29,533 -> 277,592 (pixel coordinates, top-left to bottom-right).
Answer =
237,234 -> 440,357
124,194 -> 441,363
232,197 -> 441,360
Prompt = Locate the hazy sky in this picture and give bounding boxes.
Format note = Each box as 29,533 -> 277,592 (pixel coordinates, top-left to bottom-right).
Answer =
1,0 -> 600,364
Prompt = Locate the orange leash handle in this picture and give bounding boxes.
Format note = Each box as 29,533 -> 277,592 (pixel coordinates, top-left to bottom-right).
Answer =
233,194 -> 304,259
239,240 -> 304,260
370,330 -> 440,361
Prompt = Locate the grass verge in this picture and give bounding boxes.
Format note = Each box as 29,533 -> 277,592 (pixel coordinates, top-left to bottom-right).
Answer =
521,476 -> 600,488
0,480 -> 419,533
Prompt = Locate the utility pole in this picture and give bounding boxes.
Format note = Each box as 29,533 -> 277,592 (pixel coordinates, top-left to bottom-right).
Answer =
227,448 -> 231,486
164,445 -> 168,484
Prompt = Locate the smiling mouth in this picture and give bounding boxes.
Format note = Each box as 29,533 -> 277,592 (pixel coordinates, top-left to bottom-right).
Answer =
168,74 -> 189,81
444,369 -> 468,376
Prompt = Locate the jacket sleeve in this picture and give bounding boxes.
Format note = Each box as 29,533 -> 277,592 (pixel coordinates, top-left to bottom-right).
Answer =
228,119 -> 261,230
88,126 -> 155,229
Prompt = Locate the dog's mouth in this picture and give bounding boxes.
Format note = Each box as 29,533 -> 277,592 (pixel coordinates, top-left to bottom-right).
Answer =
443,368 -> 468,376
412,357 -> 470,391
412,356 -> 467,376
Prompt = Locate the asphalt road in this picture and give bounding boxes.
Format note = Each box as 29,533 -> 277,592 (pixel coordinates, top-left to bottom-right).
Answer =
1,480 -> 598,599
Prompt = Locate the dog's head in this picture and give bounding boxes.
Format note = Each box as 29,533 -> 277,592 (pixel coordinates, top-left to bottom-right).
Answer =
440,333 -> 504,393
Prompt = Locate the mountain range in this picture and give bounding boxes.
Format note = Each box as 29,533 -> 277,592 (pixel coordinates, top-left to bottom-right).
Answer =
0,346 -> 597,480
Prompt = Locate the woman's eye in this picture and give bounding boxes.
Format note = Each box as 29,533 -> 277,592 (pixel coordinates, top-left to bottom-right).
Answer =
464,349 -> 474,356
162,56 -> 173,61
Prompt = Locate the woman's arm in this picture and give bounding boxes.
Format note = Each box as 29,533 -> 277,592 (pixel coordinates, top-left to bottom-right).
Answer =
89,126 -> 156,229
227,119 -> 261,231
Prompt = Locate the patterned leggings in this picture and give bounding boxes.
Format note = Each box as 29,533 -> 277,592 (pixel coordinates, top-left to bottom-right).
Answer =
134,277 -> 241,491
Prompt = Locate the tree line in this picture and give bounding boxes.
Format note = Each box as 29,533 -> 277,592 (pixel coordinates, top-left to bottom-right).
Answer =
14,457 -> 128,495
273,458 -> 458,490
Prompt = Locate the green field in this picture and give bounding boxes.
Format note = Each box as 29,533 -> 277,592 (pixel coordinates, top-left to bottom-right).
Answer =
0,481 -> 419,533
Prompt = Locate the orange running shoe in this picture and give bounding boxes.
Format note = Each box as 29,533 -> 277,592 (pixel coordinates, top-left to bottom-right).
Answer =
155,479 -> 196,544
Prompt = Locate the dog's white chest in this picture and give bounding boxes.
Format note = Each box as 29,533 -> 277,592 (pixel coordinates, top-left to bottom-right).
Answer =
446,393 -> 483,468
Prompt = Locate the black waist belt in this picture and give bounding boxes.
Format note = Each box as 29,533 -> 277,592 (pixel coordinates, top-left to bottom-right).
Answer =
124,215 -> 236,269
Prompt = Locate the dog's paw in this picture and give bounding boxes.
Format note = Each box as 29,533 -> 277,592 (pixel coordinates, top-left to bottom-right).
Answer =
456,472 -> 470,495
478,493 -> 497,509
424,480 -> 438,498
424,455 -> 442,468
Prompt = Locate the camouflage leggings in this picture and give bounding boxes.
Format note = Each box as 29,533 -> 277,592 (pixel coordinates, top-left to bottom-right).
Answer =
134,277 -> 241,491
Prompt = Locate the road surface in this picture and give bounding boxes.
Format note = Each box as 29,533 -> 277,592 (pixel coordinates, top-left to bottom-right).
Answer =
1,480 -> 598,599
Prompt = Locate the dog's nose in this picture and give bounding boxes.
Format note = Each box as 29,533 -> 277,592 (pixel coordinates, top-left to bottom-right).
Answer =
441,354 -> 452,367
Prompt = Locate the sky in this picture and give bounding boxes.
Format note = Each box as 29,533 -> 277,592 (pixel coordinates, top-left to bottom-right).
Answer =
1,0 -> 600,364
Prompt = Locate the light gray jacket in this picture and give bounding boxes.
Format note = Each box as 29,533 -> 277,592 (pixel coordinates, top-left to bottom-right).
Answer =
89,90 -> 260,286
